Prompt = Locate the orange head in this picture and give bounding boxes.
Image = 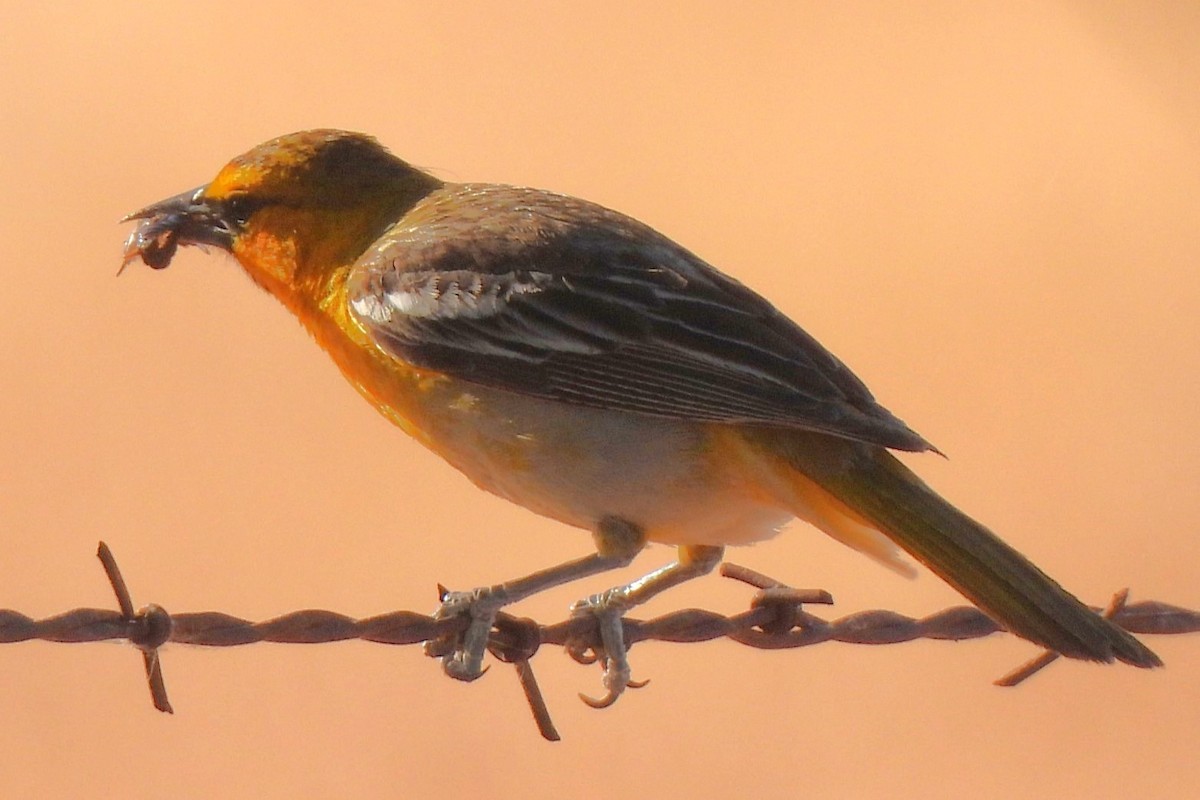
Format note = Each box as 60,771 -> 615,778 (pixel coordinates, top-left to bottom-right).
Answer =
123,130 -> 442,305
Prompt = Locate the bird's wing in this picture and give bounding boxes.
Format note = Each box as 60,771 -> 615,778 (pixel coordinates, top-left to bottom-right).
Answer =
345,185 -> 933,452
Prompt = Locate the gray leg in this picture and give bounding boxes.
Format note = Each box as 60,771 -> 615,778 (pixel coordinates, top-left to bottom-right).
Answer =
428,516 -> 646,681
571,543 -> 724,707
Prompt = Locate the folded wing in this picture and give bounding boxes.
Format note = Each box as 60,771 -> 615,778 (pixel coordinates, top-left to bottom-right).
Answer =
346,184 -> 934,453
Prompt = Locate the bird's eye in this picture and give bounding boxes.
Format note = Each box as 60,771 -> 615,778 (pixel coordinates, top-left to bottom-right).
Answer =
224,195 -> 261,227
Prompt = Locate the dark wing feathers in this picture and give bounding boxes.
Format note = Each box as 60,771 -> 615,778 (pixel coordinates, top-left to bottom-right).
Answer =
346,184 -> 934,452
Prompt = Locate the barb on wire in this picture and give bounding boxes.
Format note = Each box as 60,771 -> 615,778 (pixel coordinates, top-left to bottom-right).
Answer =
1,543 -> 1195,741
95,542 -> 174,713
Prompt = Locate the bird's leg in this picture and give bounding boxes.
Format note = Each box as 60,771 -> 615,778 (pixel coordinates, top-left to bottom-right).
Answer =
570,543 -> 724,708
428,516 -> 646,682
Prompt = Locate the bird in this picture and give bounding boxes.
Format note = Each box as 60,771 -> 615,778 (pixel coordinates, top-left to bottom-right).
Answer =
122,129 -> 1159,705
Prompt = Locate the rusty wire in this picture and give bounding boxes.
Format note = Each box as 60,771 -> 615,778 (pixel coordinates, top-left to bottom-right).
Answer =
2,543 -> 1195,741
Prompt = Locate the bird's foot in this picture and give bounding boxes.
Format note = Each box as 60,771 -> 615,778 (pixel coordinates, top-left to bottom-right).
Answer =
425,586 -> 509,681
568,588 -> 649,708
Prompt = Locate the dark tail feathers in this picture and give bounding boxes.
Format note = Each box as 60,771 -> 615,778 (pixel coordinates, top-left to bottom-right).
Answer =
773,431 -> 1160,668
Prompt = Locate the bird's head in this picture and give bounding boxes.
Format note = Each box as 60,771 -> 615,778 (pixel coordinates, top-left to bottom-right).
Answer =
122,130 -> 442,301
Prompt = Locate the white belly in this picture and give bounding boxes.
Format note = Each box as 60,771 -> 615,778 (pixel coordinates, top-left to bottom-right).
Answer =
412,382 -> 795,546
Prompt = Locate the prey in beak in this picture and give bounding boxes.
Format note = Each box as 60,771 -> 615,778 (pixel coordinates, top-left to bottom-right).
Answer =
120,185 -> 234,274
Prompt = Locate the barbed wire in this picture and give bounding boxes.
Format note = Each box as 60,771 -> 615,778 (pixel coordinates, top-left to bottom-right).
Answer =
3,543 -> 1195,740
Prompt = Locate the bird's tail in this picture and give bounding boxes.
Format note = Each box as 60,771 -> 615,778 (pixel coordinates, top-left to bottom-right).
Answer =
757,429 -> 1160,667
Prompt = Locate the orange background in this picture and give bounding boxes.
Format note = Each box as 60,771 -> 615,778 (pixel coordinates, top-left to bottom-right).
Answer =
1,3 -> 1197,798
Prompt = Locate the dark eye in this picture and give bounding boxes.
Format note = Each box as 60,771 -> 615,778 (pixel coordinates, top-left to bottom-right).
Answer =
224,194 -> 262,227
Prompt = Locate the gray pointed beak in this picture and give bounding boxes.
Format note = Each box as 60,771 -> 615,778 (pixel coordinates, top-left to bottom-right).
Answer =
121,184 -> 209,223
120,184 -> 235,272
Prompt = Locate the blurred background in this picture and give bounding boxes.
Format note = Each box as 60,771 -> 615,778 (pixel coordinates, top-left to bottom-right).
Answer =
1,2 -> 1197,797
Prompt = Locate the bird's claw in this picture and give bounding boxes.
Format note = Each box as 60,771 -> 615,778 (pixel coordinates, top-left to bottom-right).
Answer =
578,675 -> 650,709
569,589 -> 644,708
425,586 -> 507,682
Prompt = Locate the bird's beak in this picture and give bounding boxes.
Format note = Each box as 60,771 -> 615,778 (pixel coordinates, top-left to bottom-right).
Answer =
120,185 -> 234,273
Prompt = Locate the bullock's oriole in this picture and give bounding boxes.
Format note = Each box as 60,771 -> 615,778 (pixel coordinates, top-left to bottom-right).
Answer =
123,130 -> 1159,705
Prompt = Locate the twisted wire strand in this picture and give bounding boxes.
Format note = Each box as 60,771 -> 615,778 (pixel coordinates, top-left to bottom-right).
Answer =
3,543 -> 1194,741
